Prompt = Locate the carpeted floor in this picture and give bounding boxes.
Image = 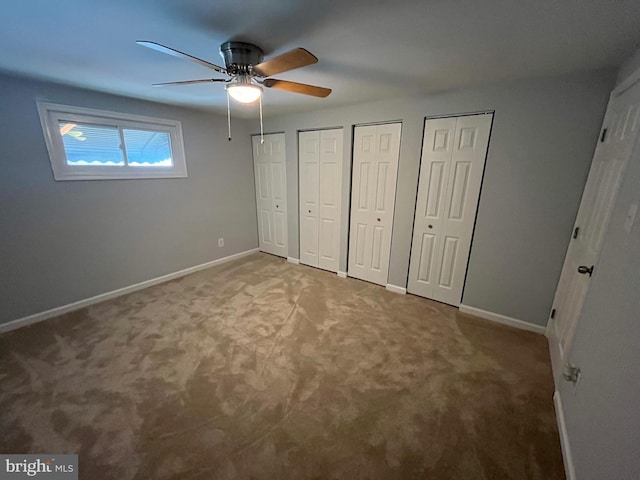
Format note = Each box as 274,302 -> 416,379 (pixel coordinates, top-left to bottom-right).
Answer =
0,253 -> 564,479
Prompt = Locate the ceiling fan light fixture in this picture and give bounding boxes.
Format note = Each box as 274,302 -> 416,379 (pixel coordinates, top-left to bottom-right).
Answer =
226,83 -> 262,104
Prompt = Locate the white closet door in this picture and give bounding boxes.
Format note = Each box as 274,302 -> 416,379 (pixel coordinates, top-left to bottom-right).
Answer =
299,129 -> 343,272
318,129 -> 343,272
252,133 -> 288,258
348,123 -> 402,286
299,131 -> 320,266
408,113 -> 492,306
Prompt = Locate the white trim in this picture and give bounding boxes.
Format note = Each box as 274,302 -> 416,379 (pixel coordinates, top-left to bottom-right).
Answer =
287,257 -> 300,265
554,391 -> 576,480
36,100 -> 188,181
0,248 -> 259,335
337,271 -> 347,278
385,284 -> 407,295
458,304 -> 546,334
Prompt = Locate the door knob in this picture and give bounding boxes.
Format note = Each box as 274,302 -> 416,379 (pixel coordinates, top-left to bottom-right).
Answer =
428,224 -> 433,229
577,265 -> 594,277
377,218 -> 381,222
276,204 -> 279,208
308,210 -> 311,213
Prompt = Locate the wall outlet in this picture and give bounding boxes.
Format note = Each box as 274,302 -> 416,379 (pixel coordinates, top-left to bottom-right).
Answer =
218,238 -> 224,247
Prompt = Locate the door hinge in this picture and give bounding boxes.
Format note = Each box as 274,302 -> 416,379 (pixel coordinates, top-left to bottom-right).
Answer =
550,308 -> 556,319
600,128 -> 608,143
573,227 -> 580,239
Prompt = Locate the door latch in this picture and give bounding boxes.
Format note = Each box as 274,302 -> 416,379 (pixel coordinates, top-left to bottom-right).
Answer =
563,364 -> 581,385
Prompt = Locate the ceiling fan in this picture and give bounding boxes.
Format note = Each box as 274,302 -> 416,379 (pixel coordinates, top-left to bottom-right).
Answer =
136,40 -> 331,104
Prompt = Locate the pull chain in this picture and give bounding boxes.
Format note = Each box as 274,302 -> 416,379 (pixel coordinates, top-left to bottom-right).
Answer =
259,95 -> 264,144
226,90 -> 232,141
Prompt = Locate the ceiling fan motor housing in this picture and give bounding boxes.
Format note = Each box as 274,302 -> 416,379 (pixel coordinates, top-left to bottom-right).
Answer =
219,41 -> 264,75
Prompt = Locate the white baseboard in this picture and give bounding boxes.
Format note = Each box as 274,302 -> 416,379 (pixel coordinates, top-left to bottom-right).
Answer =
287,257 -> 300,265
0,248 -> 260,335
554,391 -> 576,480
337,271 -> 347,278
386,284 -> 407,295
458,304 -> 546,334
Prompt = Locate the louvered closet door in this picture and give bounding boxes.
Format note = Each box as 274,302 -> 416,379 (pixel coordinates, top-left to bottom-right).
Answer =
299,129 -> 343,272
408,113 -> 492,306
348,123 -> 402,286
252,133 -> 288,258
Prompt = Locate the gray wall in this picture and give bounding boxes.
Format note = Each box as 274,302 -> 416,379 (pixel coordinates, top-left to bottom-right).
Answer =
0,72 -> 258,325
260,69 -> 616,327
0,68 -> 617,329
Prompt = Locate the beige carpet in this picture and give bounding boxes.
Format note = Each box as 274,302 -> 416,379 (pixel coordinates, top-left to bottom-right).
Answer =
0,253 -> 564,479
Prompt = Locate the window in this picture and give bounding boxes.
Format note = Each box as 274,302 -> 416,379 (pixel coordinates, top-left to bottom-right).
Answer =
37,101 -> 187,180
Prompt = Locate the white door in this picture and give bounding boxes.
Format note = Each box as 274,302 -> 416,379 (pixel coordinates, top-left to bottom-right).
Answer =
299,131 -> 320,266
407,113 -> 493,306
348,123 -> 402,285
548,81 -> 640,383
252,133 -> 288,258
299,129 -> 344,272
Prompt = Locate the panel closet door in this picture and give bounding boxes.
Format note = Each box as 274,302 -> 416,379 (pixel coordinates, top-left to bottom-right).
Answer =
407,113 -> 492,306
348,123 -> 402,286
252,133 -> 288,258
299,131 -> 320,266
299,129 -> 343,272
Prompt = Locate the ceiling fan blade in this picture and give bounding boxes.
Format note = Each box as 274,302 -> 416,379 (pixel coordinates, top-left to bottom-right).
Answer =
137,41 -> 226,74
254,48 -> 318,77
152,79 -> 228,87
263,79 -> 331,98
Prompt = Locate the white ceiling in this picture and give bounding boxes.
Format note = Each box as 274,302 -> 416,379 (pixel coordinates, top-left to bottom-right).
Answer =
1,0 -> 639,117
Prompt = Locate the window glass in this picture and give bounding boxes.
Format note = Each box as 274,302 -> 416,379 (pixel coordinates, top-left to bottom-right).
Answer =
123,129 -> 173,167
59,121 -> 124,166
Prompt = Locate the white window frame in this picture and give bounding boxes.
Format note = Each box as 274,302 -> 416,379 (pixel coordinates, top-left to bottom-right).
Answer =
36,101 -> 188,181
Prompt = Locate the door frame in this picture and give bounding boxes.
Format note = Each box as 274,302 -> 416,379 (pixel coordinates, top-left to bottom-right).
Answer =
405,111 -> 494,302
